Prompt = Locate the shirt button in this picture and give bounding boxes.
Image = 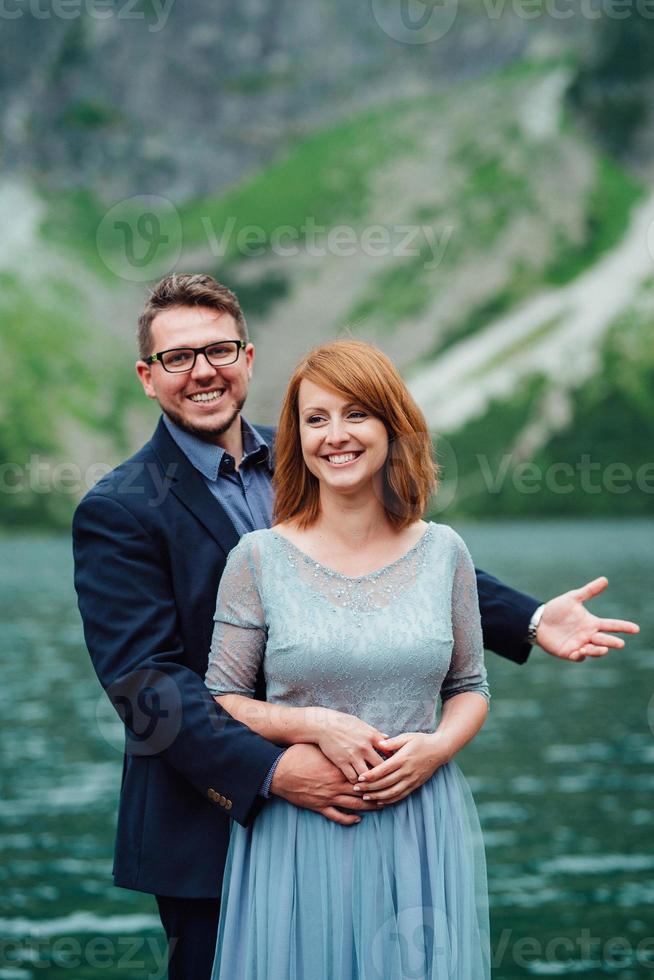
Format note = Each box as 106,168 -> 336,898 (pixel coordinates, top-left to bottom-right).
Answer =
222,455 -> 234,472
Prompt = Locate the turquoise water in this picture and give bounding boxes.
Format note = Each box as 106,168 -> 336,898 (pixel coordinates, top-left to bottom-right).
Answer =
1,521 -> 652,979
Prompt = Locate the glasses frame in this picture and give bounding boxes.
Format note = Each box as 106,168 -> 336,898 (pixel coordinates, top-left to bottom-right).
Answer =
145,340 -> 247,374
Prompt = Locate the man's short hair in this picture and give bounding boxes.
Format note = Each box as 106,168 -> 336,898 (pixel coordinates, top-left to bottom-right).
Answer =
137,273 -> 248,359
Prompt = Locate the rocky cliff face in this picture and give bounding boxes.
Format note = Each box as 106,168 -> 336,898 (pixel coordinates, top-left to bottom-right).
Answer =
0,2 -> 576,200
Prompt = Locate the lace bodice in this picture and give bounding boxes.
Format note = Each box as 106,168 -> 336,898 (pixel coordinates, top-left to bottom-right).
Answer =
205,522 -> 489,735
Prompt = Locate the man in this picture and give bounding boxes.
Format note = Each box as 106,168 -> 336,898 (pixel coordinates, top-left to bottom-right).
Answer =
73,273 -> 639,980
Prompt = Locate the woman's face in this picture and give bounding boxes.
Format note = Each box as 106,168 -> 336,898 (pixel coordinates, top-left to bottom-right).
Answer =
297,379 -> 389,497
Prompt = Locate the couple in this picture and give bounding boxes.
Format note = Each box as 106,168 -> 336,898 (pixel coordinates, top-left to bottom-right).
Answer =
73,273 -> 639,979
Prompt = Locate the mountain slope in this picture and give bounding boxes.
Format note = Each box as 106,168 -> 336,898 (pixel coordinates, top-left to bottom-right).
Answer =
1,60 -> 650,527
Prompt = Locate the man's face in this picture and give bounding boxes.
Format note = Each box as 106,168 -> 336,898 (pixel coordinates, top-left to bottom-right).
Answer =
136,305 -> 254,443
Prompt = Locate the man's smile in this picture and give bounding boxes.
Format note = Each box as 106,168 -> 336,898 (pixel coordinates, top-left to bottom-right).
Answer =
188,388 -> 227,404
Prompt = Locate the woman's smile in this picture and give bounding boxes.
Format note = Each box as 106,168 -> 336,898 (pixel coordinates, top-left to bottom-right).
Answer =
320,450 -> 365,467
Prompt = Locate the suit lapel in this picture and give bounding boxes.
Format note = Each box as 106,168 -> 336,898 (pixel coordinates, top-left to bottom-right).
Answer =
150,418 -> 240,557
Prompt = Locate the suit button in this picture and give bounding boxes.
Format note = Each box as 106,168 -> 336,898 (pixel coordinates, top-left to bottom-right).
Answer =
208,788 -> 217,801
219,794 -> 226,807
225,799 -> 233,811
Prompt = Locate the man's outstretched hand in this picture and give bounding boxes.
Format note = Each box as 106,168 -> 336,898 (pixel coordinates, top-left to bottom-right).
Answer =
536,577 -> 640,662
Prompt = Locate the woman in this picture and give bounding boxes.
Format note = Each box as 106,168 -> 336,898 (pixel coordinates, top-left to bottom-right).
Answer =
205,339 -> 490,979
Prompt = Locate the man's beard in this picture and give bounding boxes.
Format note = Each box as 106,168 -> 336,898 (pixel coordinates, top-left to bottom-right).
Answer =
165,398 -> 245,443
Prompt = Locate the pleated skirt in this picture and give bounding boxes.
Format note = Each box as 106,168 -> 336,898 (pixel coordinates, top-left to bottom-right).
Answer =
212,762 -> 490,980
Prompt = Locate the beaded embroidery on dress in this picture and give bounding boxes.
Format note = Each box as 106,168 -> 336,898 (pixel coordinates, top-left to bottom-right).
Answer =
205,521 -> 490,979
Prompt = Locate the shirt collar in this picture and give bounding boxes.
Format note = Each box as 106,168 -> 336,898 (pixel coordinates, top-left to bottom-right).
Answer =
162,414 -> 271,482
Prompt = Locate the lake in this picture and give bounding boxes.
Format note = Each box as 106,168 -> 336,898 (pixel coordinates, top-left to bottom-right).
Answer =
1,520 -> 652,979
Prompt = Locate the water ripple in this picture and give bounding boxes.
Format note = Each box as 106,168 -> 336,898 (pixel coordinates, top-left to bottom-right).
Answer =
0,913 -> 160,938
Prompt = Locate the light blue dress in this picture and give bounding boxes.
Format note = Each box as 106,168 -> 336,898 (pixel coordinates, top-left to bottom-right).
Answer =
205,522 -> 491,979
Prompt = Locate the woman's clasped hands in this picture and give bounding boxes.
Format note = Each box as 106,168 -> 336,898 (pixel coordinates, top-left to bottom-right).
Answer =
354,732 -> 451,806
306,707 -> 448,806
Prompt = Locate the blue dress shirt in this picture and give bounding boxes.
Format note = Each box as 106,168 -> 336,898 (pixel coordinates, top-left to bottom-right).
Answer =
162,414 -> 273,534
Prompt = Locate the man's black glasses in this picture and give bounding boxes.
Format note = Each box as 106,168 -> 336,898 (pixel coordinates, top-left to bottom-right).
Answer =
146,340 -> 246,374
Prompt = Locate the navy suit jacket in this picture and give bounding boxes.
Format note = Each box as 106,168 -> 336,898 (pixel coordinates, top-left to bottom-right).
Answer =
73,417 -> 540,898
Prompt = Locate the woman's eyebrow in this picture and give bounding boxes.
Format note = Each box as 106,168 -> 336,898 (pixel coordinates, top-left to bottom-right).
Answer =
301,402 -> 361,414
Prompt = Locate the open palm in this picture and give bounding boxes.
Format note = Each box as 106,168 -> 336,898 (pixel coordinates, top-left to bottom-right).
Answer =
537,577 -> 640,662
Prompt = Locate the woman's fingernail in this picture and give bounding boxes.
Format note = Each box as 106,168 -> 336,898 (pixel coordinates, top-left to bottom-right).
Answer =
352,785 -> 362,791
362,795 -> 371,801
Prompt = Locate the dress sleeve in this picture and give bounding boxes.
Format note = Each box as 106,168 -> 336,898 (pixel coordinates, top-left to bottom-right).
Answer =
205,535 -> 267,698
441,532 -> 490,703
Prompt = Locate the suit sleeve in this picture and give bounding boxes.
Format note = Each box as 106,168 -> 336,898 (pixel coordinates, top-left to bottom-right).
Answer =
475,568 -> 542,664
72,493 -> 282,827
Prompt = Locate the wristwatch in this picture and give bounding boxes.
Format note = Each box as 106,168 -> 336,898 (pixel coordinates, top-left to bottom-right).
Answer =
526,604 -> 545,645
